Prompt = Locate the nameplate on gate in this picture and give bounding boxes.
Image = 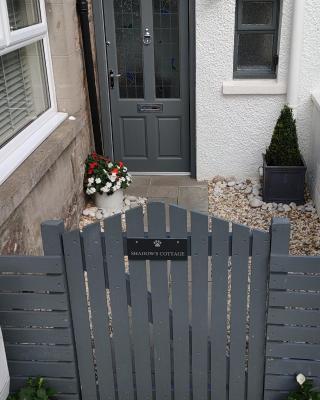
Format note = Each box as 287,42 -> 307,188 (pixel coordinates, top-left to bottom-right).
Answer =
127,238 -> 188,260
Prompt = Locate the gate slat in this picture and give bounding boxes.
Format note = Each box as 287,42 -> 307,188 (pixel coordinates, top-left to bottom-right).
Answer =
229,223 -> 250,400
269,291 -> 320,308
0,275 -> 65,292
247,230 -> 270,400
191,211 -> 209,400
169,205 -> 189,400
82,223 -> 115,400
63,230 -> 98,400
268,308 -> 320,326
210,217 -> 229,400
266,342 -> 320,360
2,327 -> 72,344
148,202 -> 171,400
267,325 -> 320,343
104,214 -> 134,400
0,293 -> 68,310
8,360 -> 77,378
126,207 -> 153,400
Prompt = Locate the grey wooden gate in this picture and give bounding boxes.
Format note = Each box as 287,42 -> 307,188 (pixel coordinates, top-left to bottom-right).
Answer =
60,202 -> 271,400
1,203 -> 320,400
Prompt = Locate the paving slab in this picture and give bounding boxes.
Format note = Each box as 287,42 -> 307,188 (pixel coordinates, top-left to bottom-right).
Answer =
178,186 -> 208,213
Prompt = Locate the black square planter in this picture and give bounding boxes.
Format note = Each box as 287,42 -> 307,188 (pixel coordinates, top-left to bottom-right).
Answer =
262,155 -> 307,205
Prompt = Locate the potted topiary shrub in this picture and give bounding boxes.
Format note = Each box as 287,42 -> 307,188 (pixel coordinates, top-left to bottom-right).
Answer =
263,105 -> 306,204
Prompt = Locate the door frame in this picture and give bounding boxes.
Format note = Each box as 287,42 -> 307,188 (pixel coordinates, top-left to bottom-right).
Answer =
91,0 -> 196,178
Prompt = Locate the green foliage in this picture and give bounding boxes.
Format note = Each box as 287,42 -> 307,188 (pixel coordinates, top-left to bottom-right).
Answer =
288,378 -> 320,400
8,378 -> 56,400
265,105 -> 303,166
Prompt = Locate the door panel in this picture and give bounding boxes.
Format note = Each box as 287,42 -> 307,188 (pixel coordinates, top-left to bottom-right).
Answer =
104,0 -> 190,173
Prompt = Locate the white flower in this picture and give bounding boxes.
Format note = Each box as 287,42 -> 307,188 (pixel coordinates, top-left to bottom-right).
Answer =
86,187 -> 96,195
106,182 -> 112,189
101,186 -> 109,193
108,163 -> 113,168
296,374 -> 306,386
123,167 -> 127,172
95,178 -> 101,184
87,181 -> 92,187
110,175 -> 116,182
88,177 -> 94,184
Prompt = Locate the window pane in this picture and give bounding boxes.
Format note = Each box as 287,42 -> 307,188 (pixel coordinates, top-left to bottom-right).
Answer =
237,33 -> 274,69
242,1 -> 273,25
114,0 -> 144,99
7,0 -> 41,31
0,41 -> 50,148
153,0 -> 180,98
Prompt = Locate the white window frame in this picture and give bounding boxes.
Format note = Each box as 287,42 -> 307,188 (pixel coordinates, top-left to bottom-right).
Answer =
0,0 -> 67,185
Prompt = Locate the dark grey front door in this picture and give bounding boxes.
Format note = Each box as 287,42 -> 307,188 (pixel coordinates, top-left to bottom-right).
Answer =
104,0 -> 190,173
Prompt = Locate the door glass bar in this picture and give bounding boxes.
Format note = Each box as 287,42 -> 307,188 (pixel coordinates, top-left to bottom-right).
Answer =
114,0 -> 144,99
153,0 -> 180,99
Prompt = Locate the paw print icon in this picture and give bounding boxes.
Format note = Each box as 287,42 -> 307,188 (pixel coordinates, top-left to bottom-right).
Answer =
153,240 -> 162,248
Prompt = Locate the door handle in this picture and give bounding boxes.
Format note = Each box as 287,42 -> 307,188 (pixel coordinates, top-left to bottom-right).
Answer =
109,70 -> 121,89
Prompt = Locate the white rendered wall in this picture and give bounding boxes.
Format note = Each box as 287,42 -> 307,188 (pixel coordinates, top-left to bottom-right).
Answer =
195,0 -> 320,180
310,92 -> 320,213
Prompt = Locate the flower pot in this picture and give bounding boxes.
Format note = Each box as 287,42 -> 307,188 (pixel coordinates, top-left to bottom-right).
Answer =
262,154 -> 306,205
95,189 -> 124,214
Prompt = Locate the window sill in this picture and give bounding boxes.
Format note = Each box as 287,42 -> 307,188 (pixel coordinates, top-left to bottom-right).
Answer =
222,80 -> 287,95
0,111 -> 67,185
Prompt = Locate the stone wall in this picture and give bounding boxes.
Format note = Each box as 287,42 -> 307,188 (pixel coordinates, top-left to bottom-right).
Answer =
310,92 -> 320,213
0,0 -> 93,255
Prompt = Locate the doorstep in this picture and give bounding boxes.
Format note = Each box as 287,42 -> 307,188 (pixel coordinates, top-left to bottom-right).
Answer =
127,176 -> 208,213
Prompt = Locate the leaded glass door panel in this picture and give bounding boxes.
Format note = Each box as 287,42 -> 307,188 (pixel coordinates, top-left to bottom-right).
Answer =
103,0 -> 190,172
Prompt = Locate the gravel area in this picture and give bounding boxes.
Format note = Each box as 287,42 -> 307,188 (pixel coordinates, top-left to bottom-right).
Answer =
208,176 -> 320,256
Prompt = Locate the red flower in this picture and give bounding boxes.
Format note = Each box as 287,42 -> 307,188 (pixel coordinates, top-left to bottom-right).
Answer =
119,161 -> 124,168
89,162 -> 98,169
112,168 -> 119,174
92,152 -> 98,160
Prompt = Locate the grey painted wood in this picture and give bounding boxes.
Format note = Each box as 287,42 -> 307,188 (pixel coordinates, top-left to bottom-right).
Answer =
267,325 -> 320,343
0,256 -> 63,273
191,211 -> 209,400
269,291 -> 320,308
0,275 -> 65,292
266,358 -> 320,376
270,218 -> 290,255
102,0 -> 190,173
268,308 -> 320,325
247,230 -> 270,400
8,361 -> 77,378
266,342 -> 320,360
5,344 -> 74,361
229,223 -> 250,400
104,214 -> 134,400
270,274 -> 320,290
63,230 -> 98,400
147,202 -> 171,399
169,205 -> 189,400
2,327 -> 72,344
265,375 -> 320,391
10,378 -> 79,394
0,310 -> 70,327
264,391 -> 290,400
125,207 -> 153,400
0,293 -> 68,310
82,223 -> 115,400
41,220 -> 81,399
210,217 -> 229,400
270,255 -> 320,272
